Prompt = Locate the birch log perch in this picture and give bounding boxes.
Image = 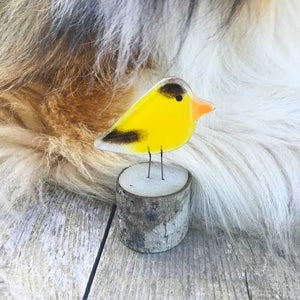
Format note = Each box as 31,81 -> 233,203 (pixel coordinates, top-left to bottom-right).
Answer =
116,162 -> 192,253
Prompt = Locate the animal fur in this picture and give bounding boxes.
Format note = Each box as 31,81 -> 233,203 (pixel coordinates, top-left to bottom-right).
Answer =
1,0 -> 300,254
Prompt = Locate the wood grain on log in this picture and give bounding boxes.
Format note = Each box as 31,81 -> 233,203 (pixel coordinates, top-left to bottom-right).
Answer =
116,163 -> 192,253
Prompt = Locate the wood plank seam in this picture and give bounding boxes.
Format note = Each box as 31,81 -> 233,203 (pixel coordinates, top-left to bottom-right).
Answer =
82,204 -> 116,300
244,270 -> 252,300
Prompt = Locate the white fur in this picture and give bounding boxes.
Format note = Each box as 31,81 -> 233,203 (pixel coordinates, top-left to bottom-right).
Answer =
134,0 -> 300,252
1,0 -> 300,254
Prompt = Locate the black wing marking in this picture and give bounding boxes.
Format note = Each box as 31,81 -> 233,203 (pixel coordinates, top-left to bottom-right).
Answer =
102,129 -> 141,144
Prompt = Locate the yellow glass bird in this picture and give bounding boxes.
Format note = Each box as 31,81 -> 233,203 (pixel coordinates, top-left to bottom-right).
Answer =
94,77 -> 215,178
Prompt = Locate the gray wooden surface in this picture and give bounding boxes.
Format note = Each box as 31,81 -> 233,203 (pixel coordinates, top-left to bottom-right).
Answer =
1,188 -> 300,299
89,221 -> 300,300
0,187 -> 111,299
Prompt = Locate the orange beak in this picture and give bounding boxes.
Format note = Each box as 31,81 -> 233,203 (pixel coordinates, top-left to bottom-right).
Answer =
191,96 -> 215,123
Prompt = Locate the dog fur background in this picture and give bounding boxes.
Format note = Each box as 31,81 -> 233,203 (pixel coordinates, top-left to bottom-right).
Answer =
0,0 -> 300,254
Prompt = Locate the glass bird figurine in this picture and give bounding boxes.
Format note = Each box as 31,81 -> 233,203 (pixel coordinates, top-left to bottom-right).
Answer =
94,77 -> 215,179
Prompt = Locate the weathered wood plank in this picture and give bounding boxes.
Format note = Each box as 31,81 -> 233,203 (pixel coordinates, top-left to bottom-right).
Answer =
0,279 -> 9,299
0,186 -> 111,299
238,238 -> 300,300
89,222 -> 300,300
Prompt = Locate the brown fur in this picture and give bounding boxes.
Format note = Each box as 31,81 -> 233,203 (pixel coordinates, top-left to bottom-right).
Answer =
0,76 -> 134,206
2,0 -> 300,254
0,0 -> 139,207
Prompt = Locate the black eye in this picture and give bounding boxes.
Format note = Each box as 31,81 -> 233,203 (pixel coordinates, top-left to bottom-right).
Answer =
175,95 -> 183,102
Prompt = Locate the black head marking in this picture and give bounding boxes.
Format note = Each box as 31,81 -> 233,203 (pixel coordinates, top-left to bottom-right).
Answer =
159,83 -> 186,98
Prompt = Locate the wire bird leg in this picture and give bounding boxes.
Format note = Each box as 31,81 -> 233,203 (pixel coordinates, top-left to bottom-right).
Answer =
161,146 -> 164,180
147,146 -> 151,178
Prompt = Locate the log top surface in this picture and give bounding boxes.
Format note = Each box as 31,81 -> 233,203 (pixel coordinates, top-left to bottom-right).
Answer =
118,163 -> 189,197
